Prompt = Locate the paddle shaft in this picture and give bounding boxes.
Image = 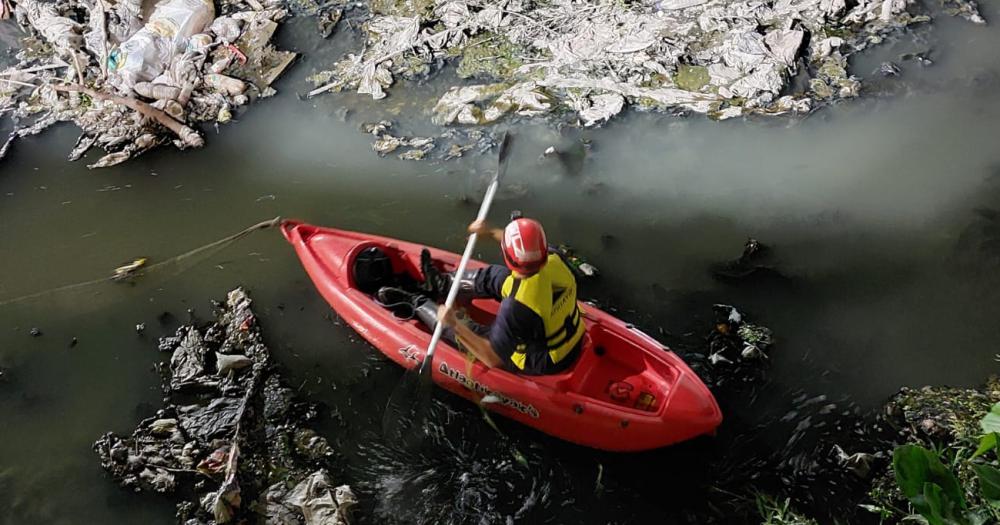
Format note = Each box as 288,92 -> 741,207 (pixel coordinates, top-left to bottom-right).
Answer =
419,179 -> 501,374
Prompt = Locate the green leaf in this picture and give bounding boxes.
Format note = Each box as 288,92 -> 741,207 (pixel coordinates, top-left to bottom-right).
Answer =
924,450 -> 967,510
981,402 -> 1000,435
972,433 -> 999,460
896,445 -> 933,500
973,464 -> 1000,507
922,483 -> 948,525
893,445 -> 968,518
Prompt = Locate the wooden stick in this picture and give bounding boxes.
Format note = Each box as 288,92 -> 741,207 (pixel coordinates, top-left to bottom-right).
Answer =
95,0 -> 109,79
0,62 -> 69,76
52,84 -> 204,148
70,52 -> 85,85
0,78 -> 40,88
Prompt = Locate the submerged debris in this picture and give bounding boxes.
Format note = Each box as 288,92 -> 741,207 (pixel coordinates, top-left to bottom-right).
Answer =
553,244 -> 599,279
2,0 -> 299,167
707,304 -> 773,365
361,119 -> 435,159
710,237 -> 788,284
112,257 -> 147,281
359,119 -> 499,161
308,0 -> 985,127
875,61 -> 901,77
93,288 -> 356,525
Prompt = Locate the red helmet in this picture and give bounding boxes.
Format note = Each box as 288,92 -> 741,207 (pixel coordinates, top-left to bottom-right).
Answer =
502,218 -> 547,274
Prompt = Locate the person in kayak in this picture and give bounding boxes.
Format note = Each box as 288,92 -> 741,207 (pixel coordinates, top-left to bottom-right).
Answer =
377,216 -> 585,375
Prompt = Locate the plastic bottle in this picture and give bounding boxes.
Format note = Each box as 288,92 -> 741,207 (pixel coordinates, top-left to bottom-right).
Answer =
556,244 -> 599,277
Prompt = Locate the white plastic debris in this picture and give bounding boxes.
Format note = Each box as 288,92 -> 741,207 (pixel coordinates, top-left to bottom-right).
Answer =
109,0 -> 215,91
210,17 -> 243,42
204,74 -> 247,96
577,93 -> 626,127
285,470 -> 357,525
3,0 -> 296,168
307,0 -> 974,128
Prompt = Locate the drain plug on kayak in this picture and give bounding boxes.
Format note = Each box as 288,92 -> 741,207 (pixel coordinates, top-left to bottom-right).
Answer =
620,419 -> 629,429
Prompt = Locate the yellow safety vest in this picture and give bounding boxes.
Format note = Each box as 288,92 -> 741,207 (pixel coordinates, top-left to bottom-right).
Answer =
500,254 -> 585,370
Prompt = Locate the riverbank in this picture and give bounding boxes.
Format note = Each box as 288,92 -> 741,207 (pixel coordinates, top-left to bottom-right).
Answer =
308,0 -> 986,127
0,0 -> 991,169
1,0 -> 313,167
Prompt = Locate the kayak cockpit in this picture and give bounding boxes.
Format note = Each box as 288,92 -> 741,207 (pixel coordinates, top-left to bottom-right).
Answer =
336,237 -> 678,417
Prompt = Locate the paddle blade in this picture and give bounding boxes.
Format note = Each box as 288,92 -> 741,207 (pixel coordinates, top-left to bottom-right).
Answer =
495,131 -> 514,183
381,365 -> 434,446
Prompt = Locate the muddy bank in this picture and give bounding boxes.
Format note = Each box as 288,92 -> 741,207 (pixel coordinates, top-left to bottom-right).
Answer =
93,288 -> 356,525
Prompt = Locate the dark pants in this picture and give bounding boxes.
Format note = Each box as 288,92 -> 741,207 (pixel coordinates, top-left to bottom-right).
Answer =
413,299 -> 490,347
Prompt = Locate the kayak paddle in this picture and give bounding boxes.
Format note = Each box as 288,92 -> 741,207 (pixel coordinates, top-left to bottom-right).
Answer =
418,132 -> 512,381
382,131 -> 513,442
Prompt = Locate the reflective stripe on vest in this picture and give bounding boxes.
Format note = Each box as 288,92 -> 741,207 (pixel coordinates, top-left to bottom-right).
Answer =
501,254 -> 586,370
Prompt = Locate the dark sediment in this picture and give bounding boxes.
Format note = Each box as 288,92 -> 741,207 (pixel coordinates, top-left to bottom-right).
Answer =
93,288 -> 356,525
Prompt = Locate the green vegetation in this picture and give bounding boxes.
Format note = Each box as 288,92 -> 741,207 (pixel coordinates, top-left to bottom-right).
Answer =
863,386 -> 1000,525
756,495 -> 819,525
454,33 -> 525,80
370,0 -> 436,18
673,64 -> 710,92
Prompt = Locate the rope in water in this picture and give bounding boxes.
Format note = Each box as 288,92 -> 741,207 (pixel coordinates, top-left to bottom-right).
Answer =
0,217 -> 282,307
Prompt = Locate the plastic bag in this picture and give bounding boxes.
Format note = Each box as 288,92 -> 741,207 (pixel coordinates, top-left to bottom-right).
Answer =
109,0 -> 215,91
210,17 -> 243,42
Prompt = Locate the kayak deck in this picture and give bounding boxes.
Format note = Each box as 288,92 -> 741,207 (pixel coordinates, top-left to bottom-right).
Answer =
282,220 -> 722,451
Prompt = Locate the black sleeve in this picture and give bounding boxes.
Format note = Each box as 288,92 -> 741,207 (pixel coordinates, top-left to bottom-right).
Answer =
473,264 -> 511,301
488,298 -> 546,364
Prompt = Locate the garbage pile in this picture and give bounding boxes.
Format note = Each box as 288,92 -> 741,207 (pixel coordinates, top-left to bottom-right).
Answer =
707,303 -> 774,365
93,288 -> 356,525
308,0 -> 985,125
1,0 -> 299,168
882,377 -> 1000,444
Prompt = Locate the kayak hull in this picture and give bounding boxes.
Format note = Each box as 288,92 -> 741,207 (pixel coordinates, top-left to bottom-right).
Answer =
282,220 -> 722,451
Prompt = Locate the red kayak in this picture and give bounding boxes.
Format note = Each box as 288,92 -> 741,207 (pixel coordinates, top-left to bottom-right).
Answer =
282,220 -> 722,451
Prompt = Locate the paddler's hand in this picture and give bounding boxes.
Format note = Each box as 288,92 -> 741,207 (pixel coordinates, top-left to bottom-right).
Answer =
469,220 -> 504,243
437,304 -> 458,328
468,219 -> 491,237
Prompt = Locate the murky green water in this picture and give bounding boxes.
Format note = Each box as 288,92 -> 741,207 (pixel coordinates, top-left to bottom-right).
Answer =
3,4 -> 1000,524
